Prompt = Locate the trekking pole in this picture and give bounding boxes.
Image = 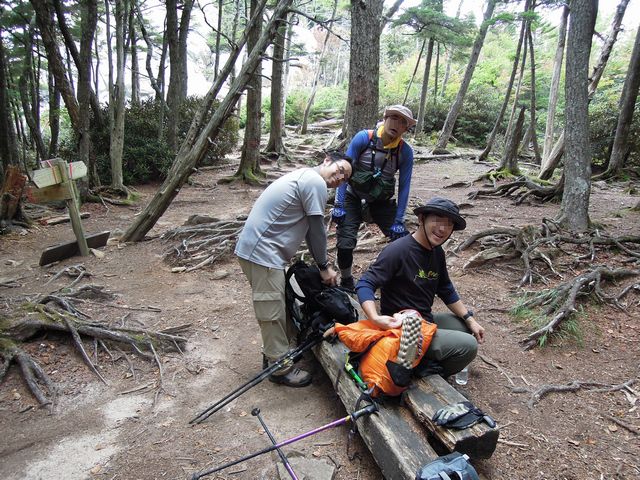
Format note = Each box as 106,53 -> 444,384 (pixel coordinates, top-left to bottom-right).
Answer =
189,336 -> 321,425
190,403 -> 378,480
251,407 -> 298,480
344,355 -> 368,392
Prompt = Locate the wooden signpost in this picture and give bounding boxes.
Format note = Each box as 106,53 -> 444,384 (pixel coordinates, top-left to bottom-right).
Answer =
29,159 -> 109,266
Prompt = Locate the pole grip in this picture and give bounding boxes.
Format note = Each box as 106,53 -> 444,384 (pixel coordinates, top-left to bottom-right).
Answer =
350,402 -> 378,422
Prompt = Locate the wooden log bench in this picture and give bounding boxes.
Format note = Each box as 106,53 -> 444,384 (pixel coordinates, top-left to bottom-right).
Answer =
405,376 -> 499,459
313,335 -> 499,478
314,339 -> 438,480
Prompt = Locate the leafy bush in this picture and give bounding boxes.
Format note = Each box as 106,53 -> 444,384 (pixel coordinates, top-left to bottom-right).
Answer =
84,97 -> 239,185
285,90 -> 308,125
312,86 -> 347,120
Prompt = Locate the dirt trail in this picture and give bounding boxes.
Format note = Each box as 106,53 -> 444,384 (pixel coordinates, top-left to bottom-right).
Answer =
1,154 -> 639,480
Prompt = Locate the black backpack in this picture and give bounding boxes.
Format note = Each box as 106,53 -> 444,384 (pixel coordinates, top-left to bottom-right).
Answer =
285,261 -> 358,333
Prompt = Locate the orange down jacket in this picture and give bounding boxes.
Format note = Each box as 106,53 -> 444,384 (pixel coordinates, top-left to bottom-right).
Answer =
334,311 -> 437,397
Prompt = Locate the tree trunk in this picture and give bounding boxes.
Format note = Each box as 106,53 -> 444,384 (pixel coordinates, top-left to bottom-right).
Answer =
503,29 -> 528,157
478,0 -> 529,161
601,23 -> 640,177
121,0 -> 289,243
526,16 -> 541,163
539,0 -> 630,180
166,0 -> 194,152
53,0 -> 104,129
265,8 -> 291,155
228,0 -> 242,90
433,42 -> 440,103
47,67 -> 60,158
541,4 -> 568,169
31,0 -> 81,130
433,0 -> 496,153
0,28 -> 19,172
345,0 -> 385,140
301,0 -> 337,135
106,0 -> 128,191
281,12 -> 295,137
557,0 -> 597,232
440,0 -> 464,98
499,106 -> 526,173
236,0 -> 263,182
403,39 -> 426,105
19,25 -> 47,162
416,37 -> 435,134
214,0 -> 223,79
166,0 -> 181,152
135,4 -> 166,110
129,5 -> 140,105
78,0 -> 98,187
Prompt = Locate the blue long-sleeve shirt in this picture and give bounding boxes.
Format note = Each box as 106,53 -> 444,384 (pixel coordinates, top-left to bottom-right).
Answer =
336,129 -> 414,225
356,234 -> 459,321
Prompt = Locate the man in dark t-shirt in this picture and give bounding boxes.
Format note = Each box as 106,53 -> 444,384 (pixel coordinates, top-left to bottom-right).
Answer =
356,197 -> 485,377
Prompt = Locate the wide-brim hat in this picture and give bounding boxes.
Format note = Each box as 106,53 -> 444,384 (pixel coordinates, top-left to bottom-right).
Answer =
413,197 -> 466,231
384,105 -> 417,128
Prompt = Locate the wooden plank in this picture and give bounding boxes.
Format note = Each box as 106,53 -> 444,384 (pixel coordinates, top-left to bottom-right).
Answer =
56,160 -> 89,256
26,182 -> 74,203
404,375 -> 500,459
314,340 -> 438,480
39,231 -> 110,266
31,161 -> 87,188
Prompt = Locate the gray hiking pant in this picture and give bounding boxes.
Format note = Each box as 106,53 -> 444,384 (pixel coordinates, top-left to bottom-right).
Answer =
420,312 -> 478,377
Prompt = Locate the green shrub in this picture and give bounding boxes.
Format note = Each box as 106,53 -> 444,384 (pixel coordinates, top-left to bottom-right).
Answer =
312,86 -> 347,120
285,90 -> 308,125
84,97 -> 239,185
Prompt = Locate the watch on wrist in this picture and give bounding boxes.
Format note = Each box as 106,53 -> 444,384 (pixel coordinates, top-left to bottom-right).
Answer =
317,261 -> 329,271
462,310 -> 474,321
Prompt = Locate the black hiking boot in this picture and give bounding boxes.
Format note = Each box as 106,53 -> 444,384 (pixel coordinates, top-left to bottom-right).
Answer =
269,366 -> 313,388
340,276 -> 355,291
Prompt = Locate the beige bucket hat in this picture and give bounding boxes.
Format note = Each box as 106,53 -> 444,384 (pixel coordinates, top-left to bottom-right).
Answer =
384,105 -> 417,128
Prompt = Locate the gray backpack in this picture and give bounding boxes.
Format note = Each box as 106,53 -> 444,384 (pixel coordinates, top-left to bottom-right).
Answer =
415,452 -> 480,480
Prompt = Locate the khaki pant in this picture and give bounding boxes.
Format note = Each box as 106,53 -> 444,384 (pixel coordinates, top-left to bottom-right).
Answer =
238,258 -> 296,361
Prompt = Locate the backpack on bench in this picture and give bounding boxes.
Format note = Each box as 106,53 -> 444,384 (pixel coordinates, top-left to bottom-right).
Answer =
285,260 -> 357,334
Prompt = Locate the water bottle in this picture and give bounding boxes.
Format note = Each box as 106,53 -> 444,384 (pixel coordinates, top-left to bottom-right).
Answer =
455,366 -> 469,386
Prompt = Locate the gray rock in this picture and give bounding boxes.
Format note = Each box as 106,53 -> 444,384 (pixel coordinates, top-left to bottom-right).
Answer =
275,452 -> 337,480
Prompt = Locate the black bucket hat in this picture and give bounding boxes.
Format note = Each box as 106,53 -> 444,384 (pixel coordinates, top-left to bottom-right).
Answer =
413,197 -> 466,231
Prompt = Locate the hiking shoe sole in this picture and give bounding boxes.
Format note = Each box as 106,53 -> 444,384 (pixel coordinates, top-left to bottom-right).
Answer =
397,311 -> 423,369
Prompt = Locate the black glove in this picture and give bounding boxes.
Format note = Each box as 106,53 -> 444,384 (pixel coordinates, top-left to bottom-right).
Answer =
432,401 -> 496,430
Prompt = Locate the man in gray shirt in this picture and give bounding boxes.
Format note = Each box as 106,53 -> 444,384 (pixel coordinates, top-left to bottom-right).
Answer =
235,151 -> 352,387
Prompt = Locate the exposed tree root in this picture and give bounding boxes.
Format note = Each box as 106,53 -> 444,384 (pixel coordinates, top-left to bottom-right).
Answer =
0,290 -> 188,405
88,186 -> 136,206
512,377 -> 637,413
519,267 -> 639,349
0,338 -> 56,406
467,175 -> 561,204
217,168 -> 267,186
457,222 -> 640,285
162,217 -> 246,271
457,223 -> 640,347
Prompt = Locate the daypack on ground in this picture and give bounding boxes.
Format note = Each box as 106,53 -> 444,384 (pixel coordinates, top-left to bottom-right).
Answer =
415,452 -> 480,480
285,261 -> 357,333
335,310 -> 437,397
